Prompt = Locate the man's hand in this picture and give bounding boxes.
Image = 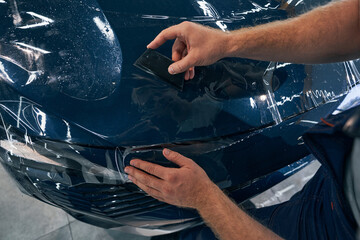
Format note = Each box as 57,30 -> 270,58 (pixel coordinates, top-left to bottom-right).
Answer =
147,22 -> 229,80
125,149 -> 283,240
148,0 -> 360,74
124,148 -> 216,209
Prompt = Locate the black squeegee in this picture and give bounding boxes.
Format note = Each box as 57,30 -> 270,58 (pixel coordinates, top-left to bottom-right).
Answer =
134,49 -> 185,91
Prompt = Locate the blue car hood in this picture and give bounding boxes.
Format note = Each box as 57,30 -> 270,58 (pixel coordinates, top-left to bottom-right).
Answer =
0,0 -> 356,148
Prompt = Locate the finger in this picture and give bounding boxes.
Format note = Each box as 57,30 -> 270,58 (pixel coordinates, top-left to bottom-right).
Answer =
125,166 -> 163,191
172,39 -> 186,62
129,159 -> 167,179
181,48 -> 188,58
147,25 -> 182,49
181,49 -> 190,80
189,68 -> 195,79
162,148 -> 193,167
128,175 -> 164,201
185,70 -> 190,80
168,54 -> 195,75
187,67 -> 195,80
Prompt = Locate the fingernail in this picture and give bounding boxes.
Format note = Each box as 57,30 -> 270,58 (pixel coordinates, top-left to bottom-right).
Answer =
128,176 -> 133,181
130,160 -> 136,166
168,66 -> 175,75
124,167 -> 130,173
164,149 -> 170,156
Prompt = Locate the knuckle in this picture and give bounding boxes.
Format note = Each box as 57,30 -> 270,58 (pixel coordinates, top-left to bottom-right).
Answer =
165,173 -> 171,180
184,21 -> 195,31
166,173 -> 177,182
144,165 -> 154,174
180,21 -> 190,31
169,151 -> 181,160
175,64 -> 184,73
142,174 -> 151,183
159,29 -> 166,36
131,177 -> 137,184
125,167 -> 132,175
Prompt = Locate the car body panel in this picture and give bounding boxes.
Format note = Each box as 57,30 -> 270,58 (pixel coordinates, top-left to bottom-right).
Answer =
0,0 -> 360,235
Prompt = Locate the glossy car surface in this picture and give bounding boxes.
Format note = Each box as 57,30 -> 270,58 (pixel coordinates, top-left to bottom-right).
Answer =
0,0 -> 359,236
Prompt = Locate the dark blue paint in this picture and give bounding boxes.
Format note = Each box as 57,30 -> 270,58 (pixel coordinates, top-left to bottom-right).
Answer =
0,0 -> 358,235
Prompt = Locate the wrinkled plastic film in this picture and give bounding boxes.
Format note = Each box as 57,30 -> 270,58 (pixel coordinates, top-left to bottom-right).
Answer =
0,0 -> 356,148
262,61 -> 283,124
0,0 -> 122,101
1,58 -> 353,188
0,98 -> 128,187
0,0 -> 359,187
0,122 -> 128,186
0,0 -> 359,231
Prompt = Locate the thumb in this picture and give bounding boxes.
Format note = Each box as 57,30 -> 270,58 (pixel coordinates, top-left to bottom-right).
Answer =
163,149 -> 193,167
168,54 -> 195,75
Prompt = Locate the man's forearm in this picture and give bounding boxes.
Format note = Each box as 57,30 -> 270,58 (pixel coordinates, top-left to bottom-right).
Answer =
198,184 -> 282,240
225,0 -> 360,64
